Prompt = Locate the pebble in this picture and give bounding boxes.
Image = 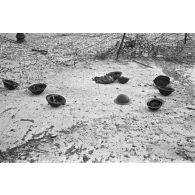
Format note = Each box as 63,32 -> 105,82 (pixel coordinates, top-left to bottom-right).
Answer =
83,155 -> 90,162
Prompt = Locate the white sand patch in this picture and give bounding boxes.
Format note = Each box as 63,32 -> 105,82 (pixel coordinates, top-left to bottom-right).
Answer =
0,60 -> 194,162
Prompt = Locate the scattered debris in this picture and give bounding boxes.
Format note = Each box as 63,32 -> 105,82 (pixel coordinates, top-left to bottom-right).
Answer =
175,149 -> 194,162
28,83 -> 47,95
46,94 -> 66,107
16,33 -> 25,43
106,71 -> 122,80
83,154 -> 90,162
133,60 -> 153,68
31,49 -> 48,55
92,75 -> 115,84
0,107 -> 17,115
147,97 -> 164,111
118,76 -> 129,84
153,75 -> 170,87
157,86 -> 175,96
2,79 -> 19,90
0,33 -> 194,162
20,119 -> 35,123
114,94 -> 131,105
186,106 -> 195,110
92,71 -> 129,84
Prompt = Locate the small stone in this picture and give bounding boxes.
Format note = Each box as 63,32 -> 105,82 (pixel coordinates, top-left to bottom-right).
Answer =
88,150 -> 94,154
83,155 -> 90,162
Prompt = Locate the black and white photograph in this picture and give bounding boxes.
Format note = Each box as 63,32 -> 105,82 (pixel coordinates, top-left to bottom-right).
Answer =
0,33 -> 194,163
0,1 -> 195,195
